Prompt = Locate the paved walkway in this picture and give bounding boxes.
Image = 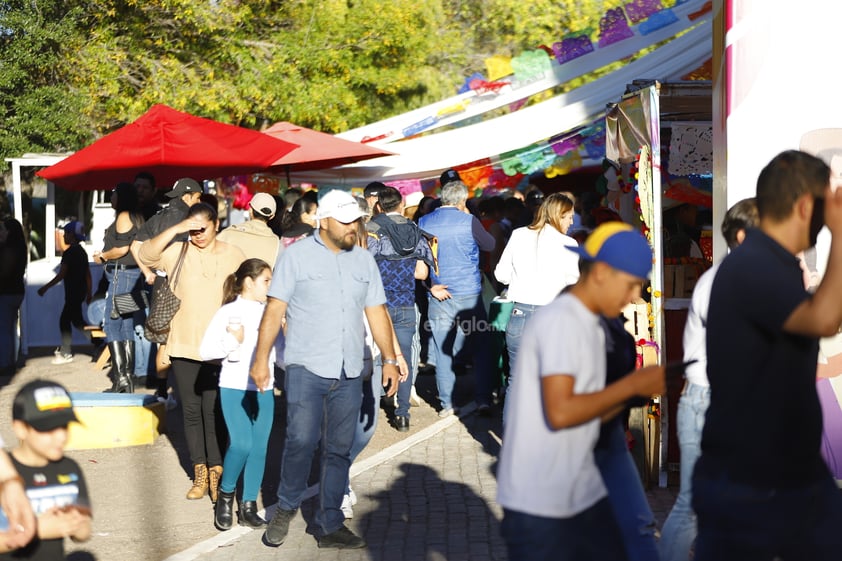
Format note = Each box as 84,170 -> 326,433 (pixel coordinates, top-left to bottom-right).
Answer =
0,346 -> 677,561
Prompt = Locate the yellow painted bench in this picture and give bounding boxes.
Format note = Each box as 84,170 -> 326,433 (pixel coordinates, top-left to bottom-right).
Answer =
67,393 -> 166,450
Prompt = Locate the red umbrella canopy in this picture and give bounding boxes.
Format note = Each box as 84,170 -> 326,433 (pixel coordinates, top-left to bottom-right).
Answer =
264,121 -> 393,171
37,104 -> 299,191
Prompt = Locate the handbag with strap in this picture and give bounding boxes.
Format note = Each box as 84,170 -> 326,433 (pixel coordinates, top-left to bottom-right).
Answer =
144,242 -> 189,344
110,264 -> 149,317
112,289 -> 149,316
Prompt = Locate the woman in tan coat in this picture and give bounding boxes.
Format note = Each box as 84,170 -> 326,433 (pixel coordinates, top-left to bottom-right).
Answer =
139,202 -> 246,502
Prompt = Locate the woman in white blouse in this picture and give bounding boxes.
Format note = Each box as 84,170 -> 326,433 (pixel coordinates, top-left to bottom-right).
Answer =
494,193 -> 579,377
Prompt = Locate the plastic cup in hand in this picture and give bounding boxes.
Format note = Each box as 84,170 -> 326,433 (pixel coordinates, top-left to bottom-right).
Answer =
227,316 -> 242,362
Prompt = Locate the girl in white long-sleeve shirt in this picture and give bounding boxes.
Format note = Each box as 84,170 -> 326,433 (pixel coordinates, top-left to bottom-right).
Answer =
199,258 -> 274,532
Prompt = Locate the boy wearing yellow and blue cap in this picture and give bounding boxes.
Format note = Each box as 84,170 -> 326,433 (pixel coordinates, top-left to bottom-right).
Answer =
496,222 -> 665,561
0,380 -> 91,561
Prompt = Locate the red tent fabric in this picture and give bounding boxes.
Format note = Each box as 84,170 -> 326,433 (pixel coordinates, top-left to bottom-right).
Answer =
37,105 -> 299,191
264,121 -> 392,171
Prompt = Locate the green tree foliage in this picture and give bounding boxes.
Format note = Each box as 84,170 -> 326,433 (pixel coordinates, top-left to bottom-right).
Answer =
68,0 -> 466,133
0,1 -> 92,159
0,0 -> 680,167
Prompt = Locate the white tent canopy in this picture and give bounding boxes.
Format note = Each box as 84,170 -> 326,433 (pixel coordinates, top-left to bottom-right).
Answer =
340,0 -> 712,147
288,20 -> 712,187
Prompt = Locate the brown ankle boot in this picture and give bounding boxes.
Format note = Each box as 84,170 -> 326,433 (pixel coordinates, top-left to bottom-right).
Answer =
186,464 -> 208,500
208,465 -> 223,503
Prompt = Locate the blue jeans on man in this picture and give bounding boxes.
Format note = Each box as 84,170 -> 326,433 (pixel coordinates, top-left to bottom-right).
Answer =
389,305 -> 417,419
427,292 -> 492,411
594,420 -> 659,561
658,382 -> 709,561
278,364 -> 363,536
693,465 -> 842,561
501,498 -> 629,561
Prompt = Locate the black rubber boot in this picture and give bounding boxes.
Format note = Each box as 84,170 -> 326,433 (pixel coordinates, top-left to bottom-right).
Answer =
103,341 -> 123,393
238,501 -> 266,528
214,491 -> 235,531
123,339 -> 136,393
105,341 -> 133,393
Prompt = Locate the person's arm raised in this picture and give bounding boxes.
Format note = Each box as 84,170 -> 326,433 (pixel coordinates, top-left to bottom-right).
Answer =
785,186 -> 842,337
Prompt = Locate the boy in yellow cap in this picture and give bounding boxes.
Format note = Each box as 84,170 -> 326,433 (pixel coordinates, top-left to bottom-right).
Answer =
496,222 -> 665,561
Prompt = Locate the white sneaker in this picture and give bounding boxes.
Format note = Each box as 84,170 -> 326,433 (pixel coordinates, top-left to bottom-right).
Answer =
409,387 -> 422,407
341,493 -> 354,519
51,353 -> 74,365
348,487 -> 357,506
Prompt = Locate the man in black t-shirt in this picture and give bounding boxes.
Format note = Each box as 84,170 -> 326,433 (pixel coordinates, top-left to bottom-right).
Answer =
695,150 -> 842,561
134,171 -> 161,221
130,177 -> 202,286
36,222 -> 91,364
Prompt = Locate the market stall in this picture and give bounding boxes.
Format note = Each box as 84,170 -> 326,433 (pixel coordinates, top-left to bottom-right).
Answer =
606,80 -> 713,486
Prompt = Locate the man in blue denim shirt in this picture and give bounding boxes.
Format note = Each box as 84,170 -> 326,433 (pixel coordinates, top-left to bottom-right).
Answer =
250,189 -> 399,550
419,181 -> 495,417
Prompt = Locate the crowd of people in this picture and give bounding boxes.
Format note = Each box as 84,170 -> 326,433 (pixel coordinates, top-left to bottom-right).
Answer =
4,150 -> 842,558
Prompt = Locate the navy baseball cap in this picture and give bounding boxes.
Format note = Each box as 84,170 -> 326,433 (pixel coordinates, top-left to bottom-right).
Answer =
440,169 -> 461,187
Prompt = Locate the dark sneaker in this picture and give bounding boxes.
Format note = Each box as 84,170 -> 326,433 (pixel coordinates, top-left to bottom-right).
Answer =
318,525 -> 366,549
394,416 -> 410,432
262,507 -> 297,547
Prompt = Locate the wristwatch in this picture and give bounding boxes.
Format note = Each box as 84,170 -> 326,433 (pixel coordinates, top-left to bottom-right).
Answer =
383,358 -> 399,366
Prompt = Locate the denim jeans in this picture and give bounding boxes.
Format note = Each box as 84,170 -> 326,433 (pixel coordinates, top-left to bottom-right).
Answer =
87,298 -> 106,327
350,357 -> 382,464
389,305 -> 417,418
693,467 -> 842,561
501,498 -> 629,561
658,381 -> 709,561
278,364 -> 362,536
103,266 -> 142,342
504,302 -> 540,377
219,388 -> 274,502
426,292 -> 492,410
0,294 -> 23,369
594,421 -> 659,561
410,303 -> 421,384
345,354 -> 382,496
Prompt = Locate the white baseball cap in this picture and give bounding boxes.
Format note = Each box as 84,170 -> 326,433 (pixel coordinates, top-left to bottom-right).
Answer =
317,190 -> 365,224
249,192 -> 277,218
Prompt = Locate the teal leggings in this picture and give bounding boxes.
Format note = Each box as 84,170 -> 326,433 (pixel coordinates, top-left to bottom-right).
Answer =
219,388 -> 274,501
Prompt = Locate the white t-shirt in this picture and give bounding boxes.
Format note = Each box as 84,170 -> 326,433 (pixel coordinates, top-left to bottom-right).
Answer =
199,296 -> 274,392
496,293 -> 607,518
682,264 -> 718,387
494,225 -> 580,305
